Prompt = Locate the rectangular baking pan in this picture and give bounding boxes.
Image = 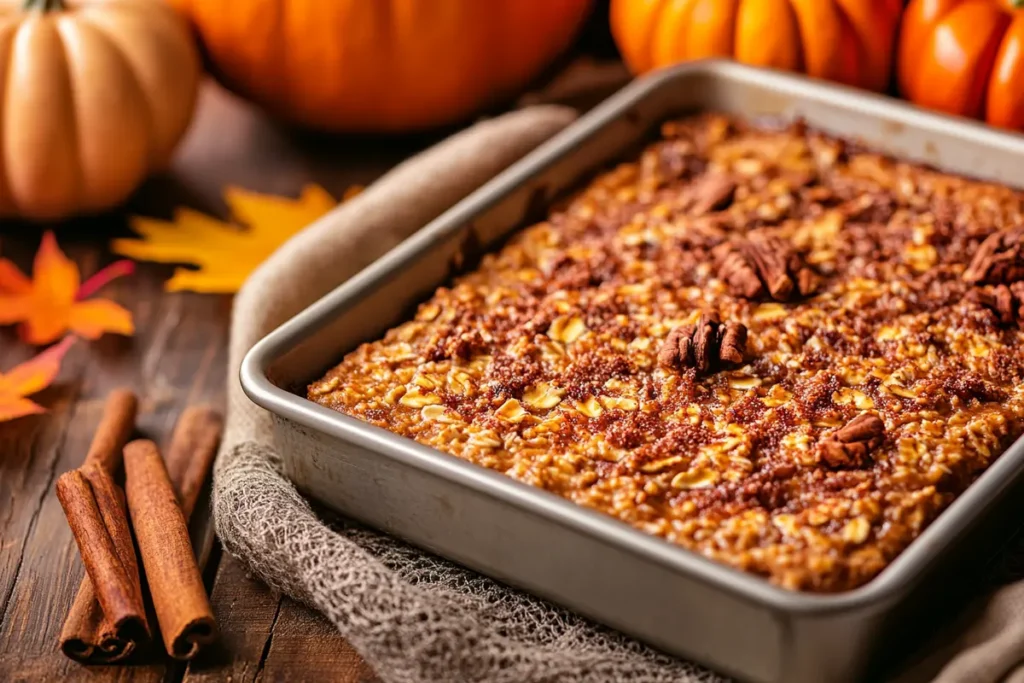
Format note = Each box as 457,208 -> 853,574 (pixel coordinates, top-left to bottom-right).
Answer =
240,60 -> 1024,683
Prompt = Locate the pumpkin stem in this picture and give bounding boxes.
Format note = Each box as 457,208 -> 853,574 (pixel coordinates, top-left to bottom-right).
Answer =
23,0 -> 65,11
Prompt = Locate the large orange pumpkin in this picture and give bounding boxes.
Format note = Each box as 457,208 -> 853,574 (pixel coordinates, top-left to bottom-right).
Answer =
899,0 -> 1024,128
168,0 -> 592,133
610,0 -> 903,92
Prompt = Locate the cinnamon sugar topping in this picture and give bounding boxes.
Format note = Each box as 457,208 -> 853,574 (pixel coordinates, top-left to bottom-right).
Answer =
310,114 -> 1024,593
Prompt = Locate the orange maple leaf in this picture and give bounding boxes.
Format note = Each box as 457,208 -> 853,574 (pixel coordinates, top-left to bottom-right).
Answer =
0,232 -> 135,345
0,336 -> 75,422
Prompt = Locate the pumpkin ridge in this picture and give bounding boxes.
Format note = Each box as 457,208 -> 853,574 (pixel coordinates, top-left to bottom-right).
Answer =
985,12 -> 1024,127
688,0 -> 738,60
82,3 -> 198,167
787,0 -> 840,81
71,14 -> 156,165
638,0 -> 671,70
785,0 -> 807,73
15,16 -> 83,218
830,0 -> 867,88
55,14 -> 151,212
267,0 -> 291,122
0,19 -> 21,214
620,0 -> 670,72
652,0 -> 696,65
973,13 -> 1014,120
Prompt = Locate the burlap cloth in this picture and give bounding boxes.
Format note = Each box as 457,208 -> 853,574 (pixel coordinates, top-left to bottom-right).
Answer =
214,106 -> 1024,683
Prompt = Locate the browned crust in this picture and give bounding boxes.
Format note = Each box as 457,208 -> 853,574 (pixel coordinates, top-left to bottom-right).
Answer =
309,114 -> 1024,593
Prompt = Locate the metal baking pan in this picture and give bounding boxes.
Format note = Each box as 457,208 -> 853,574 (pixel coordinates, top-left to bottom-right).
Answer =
240,60 -> 1024,683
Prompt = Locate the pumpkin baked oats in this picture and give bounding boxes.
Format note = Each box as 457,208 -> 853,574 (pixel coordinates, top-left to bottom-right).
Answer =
309,114 -> 1024,592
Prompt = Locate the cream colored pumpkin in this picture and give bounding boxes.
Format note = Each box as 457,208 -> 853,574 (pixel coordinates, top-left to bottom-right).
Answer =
0,0 -> 200,220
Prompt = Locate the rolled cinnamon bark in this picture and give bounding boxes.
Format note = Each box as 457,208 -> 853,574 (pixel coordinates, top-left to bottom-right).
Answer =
59,398 -> 223,663
124,439 -> 217,660
164,406 -> 223,519
58,389 -> 140,663
82,465 -> 148,649
56,470 -> 148,649
83,390 -> 138,471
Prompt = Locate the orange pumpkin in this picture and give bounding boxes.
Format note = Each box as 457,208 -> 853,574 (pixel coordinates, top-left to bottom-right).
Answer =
899,0 -> 1024,128
168,0 -> 592,133
0,0 -> 199,220
610,0 -> 903,92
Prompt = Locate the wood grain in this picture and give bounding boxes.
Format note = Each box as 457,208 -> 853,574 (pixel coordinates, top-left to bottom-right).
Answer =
182,555 -> 280,683
258,600 -> 378,683
0,79 -> 414,683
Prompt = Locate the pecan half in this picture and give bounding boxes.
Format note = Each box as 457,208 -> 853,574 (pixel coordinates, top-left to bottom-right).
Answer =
687,173 -> 737,215
968,283 -> 1024,327
964,227 -> 1024,285
714,234 -> 819,301
658,313 -> 747,376
817,413 -> 885,469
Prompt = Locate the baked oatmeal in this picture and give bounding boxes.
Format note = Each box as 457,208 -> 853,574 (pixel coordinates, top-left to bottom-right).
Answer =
309,114 -> 1024,592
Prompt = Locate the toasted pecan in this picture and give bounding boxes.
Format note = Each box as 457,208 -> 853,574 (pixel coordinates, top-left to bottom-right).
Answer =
968,283 -> 1024,327
714,234 -> 819,301
658,313 -> 747,376
687,173 -> 737,215
817,414 -> 885,469
964,227 -> 1024,285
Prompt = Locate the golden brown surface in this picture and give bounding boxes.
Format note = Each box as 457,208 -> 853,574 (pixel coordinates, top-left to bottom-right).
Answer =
309,115 -> 1024,592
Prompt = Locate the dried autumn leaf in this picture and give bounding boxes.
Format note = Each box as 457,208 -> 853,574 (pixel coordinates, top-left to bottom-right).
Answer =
113,184 -> 353,294
0,232 -> 135,346
0,336 -> 75,422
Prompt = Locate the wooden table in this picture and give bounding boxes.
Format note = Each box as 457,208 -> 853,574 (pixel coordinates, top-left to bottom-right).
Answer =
0,80 -> 427,683
0,36 -> 631,679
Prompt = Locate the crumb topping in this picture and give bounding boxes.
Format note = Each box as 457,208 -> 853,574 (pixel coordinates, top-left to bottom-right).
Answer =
309,114 -> 1024,592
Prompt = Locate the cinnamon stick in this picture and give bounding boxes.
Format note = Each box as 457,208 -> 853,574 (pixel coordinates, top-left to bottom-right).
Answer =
83,389 -> 138,471
124,439 -> 217,660
59,389 -> 140,663
58,399 -> 222,663
82,465 -> 148,644
56,470 -> 148,650
164,406 -> 223,519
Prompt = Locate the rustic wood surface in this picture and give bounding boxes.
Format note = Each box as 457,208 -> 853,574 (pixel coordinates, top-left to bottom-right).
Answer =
0,80 -> 424,683
0,26 -> 629,679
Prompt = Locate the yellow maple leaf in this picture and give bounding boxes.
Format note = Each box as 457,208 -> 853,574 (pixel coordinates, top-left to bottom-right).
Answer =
112,184 -> 353,294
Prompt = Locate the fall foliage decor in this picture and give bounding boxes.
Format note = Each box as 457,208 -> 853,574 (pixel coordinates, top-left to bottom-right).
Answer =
114,185 -> 349,294
610,0 -> 903,92
0,335 -> 74,422
899,0 -> 1024,128
166,0 -> 592,132
0,0 -> 200,220
0,232 -> 134,345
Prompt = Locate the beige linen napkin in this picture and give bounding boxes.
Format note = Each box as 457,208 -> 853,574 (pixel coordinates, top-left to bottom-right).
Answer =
213,105 -> 1023,683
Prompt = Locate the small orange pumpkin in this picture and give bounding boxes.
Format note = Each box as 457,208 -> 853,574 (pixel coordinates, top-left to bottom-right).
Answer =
168,0 -> 593,133
899,0 -> 1024,128
0,0 -> 200,220
610,0 -> 903,92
